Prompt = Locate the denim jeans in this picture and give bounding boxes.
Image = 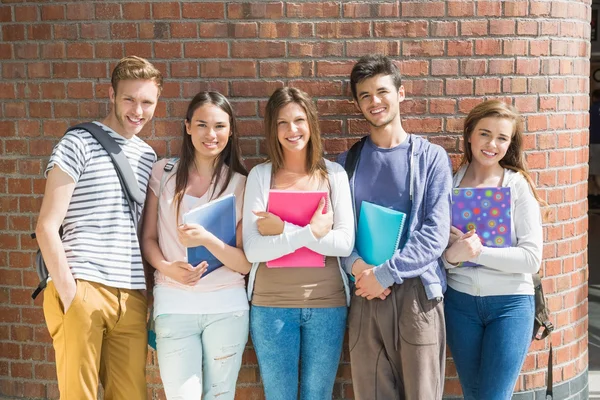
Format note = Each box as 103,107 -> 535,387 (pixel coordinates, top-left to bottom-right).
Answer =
444,286 -> 534,400
250,306 -> 347,400
154,311 -> 249,400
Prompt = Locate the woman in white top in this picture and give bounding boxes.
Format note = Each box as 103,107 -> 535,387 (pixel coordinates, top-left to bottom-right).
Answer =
443,100 -> 545,400
242,87 -> 354,399
141,91 -> 251,400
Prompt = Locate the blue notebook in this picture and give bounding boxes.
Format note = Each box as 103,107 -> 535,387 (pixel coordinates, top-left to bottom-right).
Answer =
356,201 -> 407,266
182,194 -> 236,275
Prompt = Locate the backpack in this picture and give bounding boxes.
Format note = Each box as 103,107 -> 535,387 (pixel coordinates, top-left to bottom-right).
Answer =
31,123 -> 144,299
342,136 -> 554,399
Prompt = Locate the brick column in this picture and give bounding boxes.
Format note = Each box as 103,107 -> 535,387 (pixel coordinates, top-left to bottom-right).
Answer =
0,1 -> 589,399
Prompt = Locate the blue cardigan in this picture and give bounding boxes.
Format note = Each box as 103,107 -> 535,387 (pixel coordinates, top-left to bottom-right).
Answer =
337,135 -> 453,300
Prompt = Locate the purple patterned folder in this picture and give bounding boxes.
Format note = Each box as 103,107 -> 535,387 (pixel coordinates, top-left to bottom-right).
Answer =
451,187 -> 512,267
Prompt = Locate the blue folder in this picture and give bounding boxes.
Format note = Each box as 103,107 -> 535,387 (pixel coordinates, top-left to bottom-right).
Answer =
356,201 -> 407,266
182,194 -> 236,275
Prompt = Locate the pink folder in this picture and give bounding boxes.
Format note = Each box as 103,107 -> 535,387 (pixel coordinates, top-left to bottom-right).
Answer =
266,190 -> 328,268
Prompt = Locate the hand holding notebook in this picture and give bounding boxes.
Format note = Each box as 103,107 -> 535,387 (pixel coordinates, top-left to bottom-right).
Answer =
182,194 -> 237,275
266,190 -> 328,268
451,187 -> 512,267
356,201 -> 407,266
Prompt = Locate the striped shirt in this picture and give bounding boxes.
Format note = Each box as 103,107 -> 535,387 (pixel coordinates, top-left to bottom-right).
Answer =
45,121 -> 156,290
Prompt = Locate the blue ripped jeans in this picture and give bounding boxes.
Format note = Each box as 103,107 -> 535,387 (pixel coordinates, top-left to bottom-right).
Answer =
250,306 -> 347,400
445,286 -> 534,400
155,311 -> 249,400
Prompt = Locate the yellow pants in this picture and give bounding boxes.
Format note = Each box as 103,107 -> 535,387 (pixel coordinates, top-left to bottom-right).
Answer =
43,279 -> 148,400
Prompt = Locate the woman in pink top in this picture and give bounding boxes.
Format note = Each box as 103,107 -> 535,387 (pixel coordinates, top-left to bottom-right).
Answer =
142,91 -> 251,400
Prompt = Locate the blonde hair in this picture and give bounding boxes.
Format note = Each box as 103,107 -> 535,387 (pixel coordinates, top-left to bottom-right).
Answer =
111,56 -> 163,94
264,87 -> 327,181
463,100 -> 547,209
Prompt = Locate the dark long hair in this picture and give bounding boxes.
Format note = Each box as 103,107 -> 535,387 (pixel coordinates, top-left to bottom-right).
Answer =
463,100 -> 546,208
264,87 -> 327,181
173,91 -> 247,219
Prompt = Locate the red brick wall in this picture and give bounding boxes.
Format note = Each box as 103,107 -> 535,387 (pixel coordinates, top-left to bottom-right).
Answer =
0,1 -> 590,399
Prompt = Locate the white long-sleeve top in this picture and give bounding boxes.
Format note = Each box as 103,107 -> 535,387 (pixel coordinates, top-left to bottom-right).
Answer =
242,159 -> 355,304
443,165 -> 543,296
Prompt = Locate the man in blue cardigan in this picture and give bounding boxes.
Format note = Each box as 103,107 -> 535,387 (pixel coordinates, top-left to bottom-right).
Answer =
337,55 -> 452,399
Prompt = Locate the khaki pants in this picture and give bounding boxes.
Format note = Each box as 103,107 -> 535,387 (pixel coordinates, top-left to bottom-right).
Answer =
43,279 -> 148,400
348,278 -> 446,400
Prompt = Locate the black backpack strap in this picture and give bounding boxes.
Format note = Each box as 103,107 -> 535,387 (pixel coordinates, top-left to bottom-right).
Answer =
344,136 -> 368,181
67,123 -> 144,206
546,339 -> 553,399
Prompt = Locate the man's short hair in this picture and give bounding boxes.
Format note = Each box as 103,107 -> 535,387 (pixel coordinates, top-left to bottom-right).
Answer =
350,55 -> 402,101
111,56 -> 163,95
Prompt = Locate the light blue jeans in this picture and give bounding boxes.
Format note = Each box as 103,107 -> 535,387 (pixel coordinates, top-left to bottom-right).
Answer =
250,306 -> 347,400
154,311 -> 249,400
445,286 -> 534,400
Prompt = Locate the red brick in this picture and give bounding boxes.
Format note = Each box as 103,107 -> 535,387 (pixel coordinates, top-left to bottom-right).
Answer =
400,60 -> 429,76
95,3 -> 121,19
53,24 -> 78,40
316,22 -> 370,39
53,62 -> 78,79
432,21 -> 458,37
80,23 -> 110,40
402,40 -> 444,57
111,22 -> 137,39
2,63 -> 26,79
171,22 -> 198,38
228,3 -> 283,19
152,2 -> 181,19
506,1 -> 529,17
41,43 -> 65,60
28,24 -> 52,40
290,81 -> 343,97
347,41 -> 400,57
432,59 -> 458,76
3,24 -> 24,41
259,61 -> 313,78
123,3 -> 150,20
475,39 -> 501,56
518,21 -> 539,36
66,3 -> 94,20
170,61 -> 198,78
287,2 -> 339,18
461,20 -> 488,36
66,43 -> 93,59
231,81 -> 284,97
289,42 -> 343,58
504,39 -> 528,56
461,59 -> 486,76
0,43 -> 12,59
182,3 -> 224,19
232,41 -> 285,58
401,2 -> 444,17
154,42 -> 182,59
5,102 -> 26,118
95,42 -> 123,59
446,79 -> 474,95
475,78 -> 501,95
41,5 -> 64,21
476,1 -> 501,16
490,20 -> 515,35
374,21 -> 428,38
343,3 -> 399,18
41,83 -> 65,100
184,42 -> 228,58
259,22 -> 313,38
67,82 -> 93,99
201,61 -> 256,78
448,1 -> 474,17
14,43 -> 38,59
448,40 -> 473,56
1,6 -> 14,22
404,118 -> 443,133
517,59 -> 540,75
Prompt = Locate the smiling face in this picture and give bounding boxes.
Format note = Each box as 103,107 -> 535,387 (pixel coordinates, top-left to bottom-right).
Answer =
468,117 -> 514,168
185,104 -> 231,161
109,79 -> 159,138
354,74 -> 404,129
276,102 -> 311,157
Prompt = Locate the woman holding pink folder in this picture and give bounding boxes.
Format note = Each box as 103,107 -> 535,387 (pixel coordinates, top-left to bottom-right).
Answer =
141,91 -> 251,400
242,87 -> 354,399
442,100 -> 545,400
